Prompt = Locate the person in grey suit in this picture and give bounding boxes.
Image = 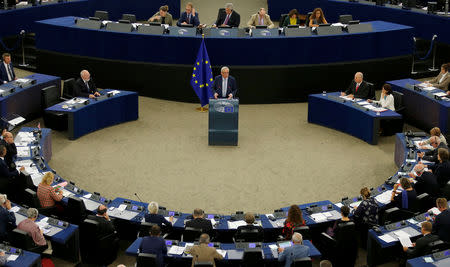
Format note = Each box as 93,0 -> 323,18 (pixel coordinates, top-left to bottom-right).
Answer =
278,232 -> 310,267
426,63 -> 450,91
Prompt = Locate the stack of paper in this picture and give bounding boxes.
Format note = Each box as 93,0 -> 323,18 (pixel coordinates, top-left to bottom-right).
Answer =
428,207 -> 441,216
168,245 -> 185,255
16,147 -> 30,158
10,206 -> 20,213
434,92 -> 447,97
378,234 -> 396,243
310,213 -> 327,222
227,220 -> 247,229
109,90 -> 121,96
375,190 -> 393,204
6,255 -> 19,261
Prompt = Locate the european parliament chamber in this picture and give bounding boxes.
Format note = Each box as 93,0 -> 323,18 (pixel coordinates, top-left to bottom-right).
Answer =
0,0 -> 450,266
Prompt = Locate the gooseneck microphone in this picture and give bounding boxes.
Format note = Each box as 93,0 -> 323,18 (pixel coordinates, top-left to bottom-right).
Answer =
134,192 -> 144,203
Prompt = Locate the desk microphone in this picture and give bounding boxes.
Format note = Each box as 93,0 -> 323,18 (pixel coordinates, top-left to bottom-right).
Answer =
134,193 -> 144,203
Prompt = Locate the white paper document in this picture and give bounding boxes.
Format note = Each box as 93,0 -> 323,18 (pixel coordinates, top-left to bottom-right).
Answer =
375,190 -> 393,204
167,245 -> 185,255
393,230 -> 410,238
10,206 -> 20,213
227,220 -> 247,229
398,236 -> 412,247
378,234 -> 396,243
216,249 -> 227,258
310,213 -> 327,222
434,92 -> 447,97
7,255 -> 18,261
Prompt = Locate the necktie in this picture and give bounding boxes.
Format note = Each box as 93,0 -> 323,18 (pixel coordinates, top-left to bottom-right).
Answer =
355,84 -> 359,92
222,79 -> 227,97
85,81 -> 90,92
7,65 -> 13,81
224,14 -> 230,25
187,14 -> 191,24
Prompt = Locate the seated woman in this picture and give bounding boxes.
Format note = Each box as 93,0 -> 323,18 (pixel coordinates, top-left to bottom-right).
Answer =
368,84 -> 395,111
37,172 -> 63,210
327,206 -> 352,237
282,9 -> 300,27
282,205 -> 305,240
425,63 -> 449,91
17,208 -> 50,254
309,7 -> 328,27
144,201 -> 173,232
419,127 -> 447,148
390,178 -> 417,210
354,187 -> 379,226
148,5 -> 173,25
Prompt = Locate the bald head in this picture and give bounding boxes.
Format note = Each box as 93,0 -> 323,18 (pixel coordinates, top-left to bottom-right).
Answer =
414,164 -> 425,176
80,70 -> 90,82
430,136 -> 441,148
354,72 -> 363,83
3,132 -> 13,144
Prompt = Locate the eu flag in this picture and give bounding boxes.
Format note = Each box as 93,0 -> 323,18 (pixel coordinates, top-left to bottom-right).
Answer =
190,38 -> 214,107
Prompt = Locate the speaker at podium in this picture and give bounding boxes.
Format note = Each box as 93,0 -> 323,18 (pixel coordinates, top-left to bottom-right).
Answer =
208,99 -> 239,146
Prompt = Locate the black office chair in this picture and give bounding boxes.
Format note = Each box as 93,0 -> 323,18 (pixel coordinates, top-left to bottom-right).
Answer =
382,207 -> 415,225
367,82 -> 375,100
136,253 -> 157,267
42,85 -> 68,131
182,227 -> 202,242
94,10 -> 109,20
442,180 -> 450,199
62,78 -> 75,100
80,219 -> 98,263
291,257 -> 312,267
414,193 -> 433,213
293,226 -> 311,241
67,196 -> 87,225
305,12 -> 313,26
138,222 -> 157,237
9,228 -> 45,254
279,13 -> 288,27
333,222 -> 358,267
194,262 -> 214,267
234,228 -> 263,242
23,189 -> 57,217
215,8 -> 226,24
392,91 -> 405,114
426,240 -> 450,254
339,14 -> 353,24
122,14 -> 136,23
80,218 -> 118,265
242,248 -> 264,267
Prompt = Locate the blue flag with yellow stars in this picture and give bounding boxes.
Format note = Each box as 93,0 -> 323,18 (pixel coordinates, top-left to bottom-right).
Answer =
190,38 -> 213,107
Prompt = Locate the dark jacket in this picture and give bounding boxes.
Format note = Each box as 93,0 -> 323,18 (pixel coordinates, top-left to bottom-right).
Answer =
235,224 -> 264,241
74,78 -> 98,98
393,189 -> 417,210
433,209 -> 450,242
185,218 -> 213,235
345,80 -> 371,99
0,140 -> 16,171
423,143 -> 449,164
212,75 -> 238,98
431,160 -> 450,187
0,206 -> 16,240
215,11 -> 240,27
414,172 -> 439,197
144,213 -> 173,231
406,233 -> 439,258
139,236 -> 167,267
87,215 -> 116,239
177,11 -> 200,27
0,61 -> 15,84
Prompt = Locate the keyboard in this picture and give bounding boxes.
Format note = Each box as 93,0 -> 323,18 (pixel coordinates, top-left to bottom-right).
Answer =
433,249 -> 450,260
385,221 -> 406,231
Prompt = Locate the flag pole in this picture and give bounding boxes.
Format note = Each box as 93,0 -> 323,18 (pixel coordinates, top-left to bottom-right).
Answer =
196,33 -> 209,112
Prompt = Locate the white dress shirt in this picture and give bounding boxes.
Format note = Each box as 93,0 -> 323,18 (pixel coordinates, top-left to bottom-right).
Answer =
3,62 -> 12,82
374,94 -> 395,111
222,77 -> 228,97
439,72 -> 448,84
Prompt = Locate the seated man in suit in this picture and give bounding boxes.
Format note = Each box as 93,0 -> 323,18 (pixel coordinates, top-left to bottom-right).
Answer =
74,70 -> 100,99
429,198 -> 450,242
144,201 -> 173,232
0,194 -> 16,242
17,208 -> 50,254
88,205 -> 117,239
177,2 -> 200,27
247,8 -> 275,29
409,164 -> 439,197
418,136 -> 449,164
402,221 -> 439,258
0,145 -> 24,196
278,233 -> 310,267
186,233 -> 223,267
425,63 -> 450,91
212,66 -> 237,99
0,53 -> 16,84
185,208 -> 213,235
148,5 -> 173,25
341,72 -> 371,99
235,212 -> 264,241
139,225 -> 167,267
0,132 -> 17,171
213,3 -> 240,27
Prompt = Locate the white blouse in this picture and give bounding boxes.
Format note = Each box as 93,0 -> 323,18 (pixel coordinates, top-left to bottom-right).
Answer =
374,94 -> 395,111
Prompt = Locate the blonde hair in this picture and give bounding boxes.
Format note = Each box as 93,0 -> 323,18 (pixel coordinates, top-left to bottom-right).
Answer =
41,172 -> 54,186
148,201 -> 159,214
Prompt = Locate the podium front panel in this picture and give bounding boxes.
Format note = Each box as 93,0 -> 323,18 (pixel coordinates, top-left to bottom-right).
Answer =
208,99 -> 239,146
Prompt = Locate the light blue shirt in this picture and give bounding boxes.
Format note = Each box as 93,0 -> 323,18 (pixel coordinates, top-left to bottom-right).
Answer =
278,244 -> 310,267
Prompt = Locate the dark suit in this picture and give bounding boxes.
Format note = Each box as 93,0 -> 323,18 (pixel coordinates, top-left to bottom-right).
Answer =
144,213 -> 173,231
212,75 -> 237,98
235,224 -> 264,241
431,160 -> 450,187
433,209 -> 450,242
393,189 -> 417,210
414,172 -> 439,197
0,61 -> 15,84
185,218 -> 213,235
0,206 -> 16,241
74,78 -> 98,98
423,143 -> 449,164
215,11 -> 240,27
0,157 -> 19,180
345,80 -> 371,99
177,12 -> 200,27
87,215 -> 116,239
139,236 -> 167,267
406,233 -> 439,258
0,140 -> 17,171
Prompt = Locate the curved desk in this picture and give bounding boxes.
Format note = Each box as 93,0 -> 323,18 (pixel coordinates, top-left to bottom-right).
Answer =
307,92 -> 402,144
35,16 -> 413,103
